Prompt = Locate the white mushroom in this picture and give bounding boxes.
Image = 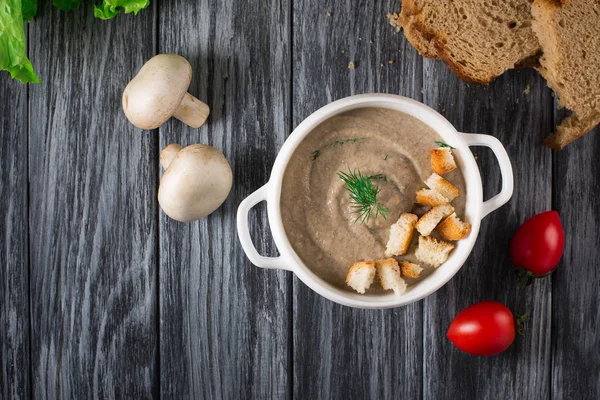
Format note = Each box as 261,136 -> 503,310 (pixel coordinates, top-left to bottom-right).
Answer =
123,54 -> 210,130
158,144 -> 232,222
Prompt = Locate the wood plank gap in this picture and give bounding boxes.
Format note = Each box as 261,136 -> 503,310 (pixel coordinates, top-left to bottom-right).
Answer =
27,19 -> 33,400
549,91 -> 556,400
154,1 -> 161,399
287,0 -> 294,399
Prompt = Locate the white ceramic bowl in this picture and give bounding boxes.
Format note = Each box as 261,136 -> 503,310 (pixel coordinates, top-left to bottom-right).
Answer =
237,94 -> 513,309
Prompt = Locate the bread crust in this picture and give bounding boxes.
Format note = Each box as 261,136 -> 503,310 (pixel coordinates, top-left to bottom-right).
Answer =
385,213 -> 419,257
436,213 -> 472,241
543,111 -> 600,149
400,262 -> 423,278
430,148 -> 457,175
533,0 -> 600,148
425,173 -> 460,201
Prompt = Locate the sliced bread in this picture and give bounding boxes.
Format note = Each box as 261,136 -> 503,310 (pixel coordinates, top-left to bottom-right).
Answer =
425,173 -> 460,201
346,261 -> 376,294
400,262 -> 423,278
532,0 -> 600,149
436,213 -> 472,241
415,236 -> 455,268
386,213 -> 419,257
430,147 -> 457,175
376,258 -> 408,296
416,204 -> 455,236
399,0 -> 541,84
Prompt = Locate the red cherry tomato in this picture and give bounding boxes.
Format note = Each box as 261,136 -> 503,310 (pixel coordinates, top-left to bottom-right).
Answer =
447,301 -> 515,356
510,211 -> 565,276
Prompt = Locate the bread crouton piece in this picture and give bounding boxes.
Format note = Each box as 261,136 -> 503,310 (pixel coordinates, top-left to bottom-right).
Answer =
425,173 -> 460,201
400,262 -> 423,278
416,204 -> 455,236
436,213 -> 472,241
430,147 -> 457,175
375,258 -> 407,296
385,213 -> 418,257
415,188 -> 449,207
415,236 -> 455,268
346,261 -> 376,294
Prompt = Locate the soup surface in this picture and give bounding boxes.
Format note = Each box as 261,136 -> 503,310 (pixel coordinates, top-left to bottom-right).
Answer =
280,107 -> 467,291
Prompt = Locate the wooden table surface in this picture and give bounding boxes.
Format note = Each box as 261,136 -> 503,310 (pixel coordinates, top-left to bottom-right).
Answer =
1,1 -> 599,399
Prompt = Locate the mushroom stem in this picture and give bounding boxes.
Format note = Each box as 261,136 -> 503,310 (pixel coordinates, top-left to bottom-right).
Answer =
173,92 -> 210,128
160,143 -> 183,170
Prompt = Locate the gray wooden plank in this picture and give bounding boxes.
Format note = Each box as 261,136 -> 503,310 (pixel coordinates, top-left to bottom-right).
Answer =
28,2 -> 158,398
552,124 -> 600,399
421,63 -> 553,397
0,71 -> 30,399
292,1 -> 423,399
157,0 -> 291,398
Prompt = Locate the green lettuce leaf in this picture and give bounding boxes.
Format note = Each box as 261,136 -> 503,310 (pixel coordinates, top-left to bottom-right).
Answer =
94,0 -> 150,20
52,0 -> 80,11
0,0 -> 41,83
21,0 -> 37,22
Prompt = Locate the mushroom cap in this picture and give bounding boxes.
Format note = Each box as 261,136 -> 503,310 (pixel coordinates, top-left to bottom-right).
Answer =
158,144 -> 233,222
123,54 -> 192,130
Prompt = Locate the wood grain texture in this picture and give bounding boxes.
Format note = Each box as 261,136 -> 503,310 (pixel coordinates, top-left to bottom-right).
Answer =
157,0 -> 292,398
27,3 -> 158,398
421,62 -> 554,398
292,1 -> 424,398
0,72 -> 30,399
552,122 -> 600,399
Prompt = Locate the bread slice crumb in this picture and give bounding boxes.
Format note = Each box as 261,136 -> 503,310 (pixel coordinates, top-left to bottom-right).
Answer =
376,258 -> 407,296
385,213 -> 418,257
415,236 -> 455,268
430,148 -> 457,175
425,173 -> 460,201
415,188 -> 449,207
436,213 -> 472,241
416,204 -> 455,236
346,261 -> 376,294
387,12 -> 402,33
400,262 -> 423,278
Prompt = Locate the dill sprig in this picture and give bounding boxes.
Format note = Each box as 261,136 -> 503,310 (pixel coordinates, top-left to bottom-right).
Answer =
338,169 -> 390,224
332,137 -> 362,148
435,140 -> 455,149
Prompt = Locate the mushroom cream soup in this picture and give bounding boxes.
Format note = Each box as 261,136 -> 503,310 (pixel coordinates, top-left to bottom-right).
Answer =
280,108 -> 467,292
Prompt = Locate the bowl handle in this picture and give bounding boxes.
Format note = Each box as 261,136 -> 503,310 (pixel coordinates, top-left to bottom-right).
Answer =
460,133 -> 514,218
237,183 -> 291,270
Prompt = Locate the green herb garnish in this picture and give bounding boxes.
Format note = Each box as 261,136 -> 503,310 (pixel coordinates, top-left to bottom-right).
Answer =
435,141 -> 455,149
384,154 -> 388,161
312,137 -> 363,160
332,137 -> 362,148
338,169 -> 389,224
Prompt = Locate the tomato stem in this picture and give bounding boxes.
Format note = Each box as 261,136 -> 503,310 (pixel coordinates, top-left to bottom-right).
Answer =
516,313 -> 530,336
515,267 -> 536,287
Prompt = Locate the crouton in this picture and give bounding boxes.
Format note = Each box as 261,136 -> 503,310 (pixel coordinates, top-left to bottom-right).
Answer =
425,173 -> 460,201
436,213 -> 472,241
345,261 -> 376,294
375,258 -> 407,296
415,188 -> 449,207
400,262 -> 423,278
430,147 -> 457,175
415,236 -> 455,268
416,204 -> 455,236
385,213 -> 418,257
